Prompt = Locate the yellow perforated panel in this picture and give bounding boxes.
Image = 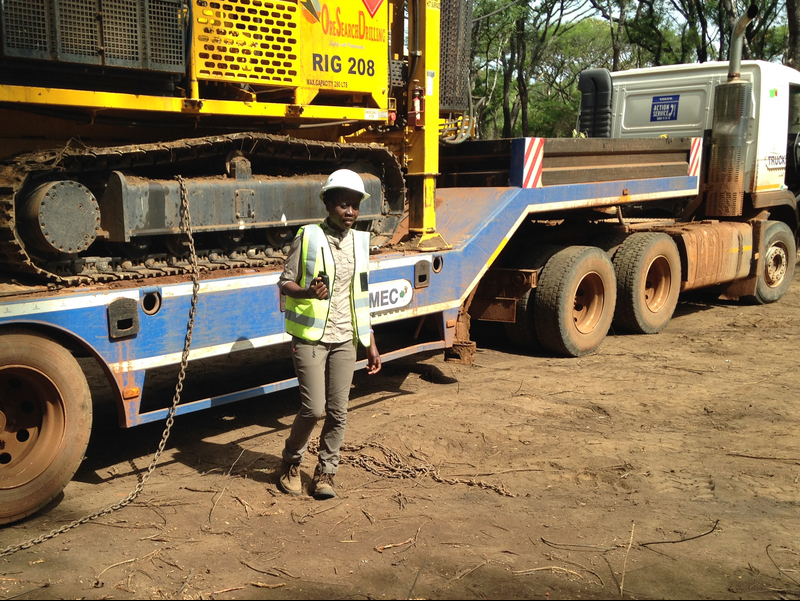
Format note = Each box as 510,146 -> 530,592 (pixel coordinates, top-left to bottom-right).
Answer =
193,0 -> 299,84
191,0 -> 390,110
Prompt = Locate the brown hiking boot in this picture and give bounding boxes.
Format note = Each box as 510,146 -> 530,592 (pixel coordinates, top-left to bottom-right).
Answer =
313,467 -> 336,500
278,462 -> 302,496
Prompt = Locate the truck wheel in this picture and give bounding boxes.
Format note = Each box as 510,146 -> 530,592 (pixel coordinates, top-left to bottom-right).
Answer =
534,246 -> 616,357
504,245 -> 564,349
612,233 -> 681,334
592,230 -> 629,258
748,221 -> 796,304
0,330 -> 92,524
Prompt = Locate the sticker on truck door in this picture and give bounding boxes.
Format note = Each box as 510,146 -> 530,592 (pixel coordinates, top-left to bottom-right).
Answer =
650,95 -> 680,122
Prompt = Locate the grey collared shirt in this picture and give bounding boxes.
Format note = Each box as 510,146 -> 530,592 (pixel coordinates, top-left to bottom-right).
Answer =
280,219 -> 355,343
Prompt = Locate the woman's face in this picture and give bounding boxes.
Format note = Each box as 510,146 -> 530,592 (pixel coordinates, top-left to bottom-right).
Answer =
324,189 -> 362,231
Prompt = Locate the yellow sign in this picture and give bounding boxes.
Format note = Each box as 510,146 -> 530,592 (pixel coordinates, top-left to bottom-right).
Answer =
296,0 -> 389,105
192,0 -> 388,109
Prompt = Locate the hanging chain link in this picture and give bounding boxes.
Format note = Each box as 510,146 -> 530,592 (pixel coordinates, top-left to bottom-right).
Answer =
0,176 -> 200,558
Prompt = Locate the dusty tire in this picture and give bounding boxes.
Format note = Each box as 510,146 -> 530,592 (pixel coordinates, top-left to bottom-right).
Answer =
504,245 -> 564,349
533,246 -> 617,357
747,221 -> 796,304
0,330 -> 92,524
613,233 -> 681,334
592,230 -> 629,258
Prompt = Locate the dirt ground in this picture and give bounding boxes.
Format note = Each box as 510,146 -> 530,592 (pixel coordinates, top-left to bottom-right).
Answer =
2,268 -> 800,600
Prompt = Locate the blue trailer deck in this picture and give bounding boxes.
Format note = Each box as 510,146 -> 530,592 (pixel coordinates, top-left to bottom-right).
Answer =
0,150 -> 700,427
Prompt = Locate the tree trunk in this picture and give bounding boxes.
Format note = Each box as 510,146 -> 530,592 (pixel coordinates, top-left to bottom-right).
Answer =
688,0 -> 709,63
501,37 -> 516,139
788,0 -> 800,69
515,18 -> 529,137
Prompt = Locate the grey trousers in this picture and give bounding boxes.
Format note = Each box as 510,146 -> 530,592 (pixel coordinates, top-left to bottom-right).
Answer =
282,337 -> 357,474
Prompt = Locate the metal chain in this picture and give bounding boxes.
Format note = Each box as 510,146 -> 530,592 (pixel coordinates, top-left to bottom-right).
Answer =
0,176 -> 200,558
307,439 -> 517,498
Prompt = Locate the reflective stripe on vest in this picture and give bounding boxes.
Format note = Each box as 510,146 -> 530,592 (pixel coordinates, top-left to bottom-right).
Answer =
351,229 -> 371,347
285,225 -> 371,346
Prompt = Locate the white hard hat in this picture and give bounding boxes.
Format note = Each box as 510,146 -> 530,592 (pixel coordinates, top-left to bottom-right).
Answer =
319,169 -> 370,202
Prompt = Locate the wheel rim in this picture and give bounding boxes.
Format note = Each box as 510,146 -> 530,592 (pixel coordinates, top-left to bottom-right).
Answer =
573,272 -> 605,334
643,255 -> 672,313
764,241 -> 788,288
0,366 -> 66,489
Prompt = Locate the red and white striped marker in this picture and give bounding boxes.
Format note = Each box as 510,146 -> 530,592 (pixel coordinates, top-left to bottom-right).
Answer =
520,137 -> 545,188
689,137 -> 702,178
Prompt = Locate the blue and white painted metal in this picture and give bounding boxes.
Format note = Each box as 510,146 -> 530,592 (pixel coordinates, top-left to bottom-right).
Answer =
0,141 -> 701,427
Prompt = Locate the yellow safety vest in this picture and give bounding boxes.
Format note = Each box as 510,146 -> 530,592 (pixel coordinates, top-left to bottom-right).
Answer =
284,224 -> 371,346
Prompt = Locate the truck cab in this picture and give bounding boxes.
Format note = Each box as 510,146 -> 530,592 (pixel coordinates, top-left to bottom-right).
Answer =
608,60 -> 800,202
579,60 -> 800,233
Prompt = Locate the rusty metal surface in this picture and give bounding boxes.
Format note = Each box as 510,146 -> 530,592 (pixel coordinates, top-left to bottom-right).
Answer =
475,267 -> 538,297
542,137 -> 694,155
541,138 -> 694,186
751,190 -> 797,209
432,173 -> 700,318
0,133 -> 405,285
469,267 -> 537,323
720,218 -> 766,299
705,82 -> 751,217
468,298 -> 517,322
664,221 -> 754,290
439,137 -> 696,189
435,187 -> 515,249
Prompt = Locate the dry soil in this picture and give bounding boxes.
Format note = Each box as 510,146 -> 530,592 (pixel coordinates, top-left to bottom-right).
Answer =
1,270 -> 800,600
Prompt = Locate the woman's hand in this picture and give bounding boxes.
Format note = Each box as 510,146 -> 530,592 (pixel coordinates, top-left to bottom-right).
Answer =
282,279 -> 328,300
366,337 -> 381,375
307,277 -> 329,300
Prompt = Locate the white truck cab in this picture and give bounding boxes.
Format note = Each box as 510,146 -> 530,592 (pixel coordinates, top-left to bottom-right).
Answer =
607,60 -> 800,196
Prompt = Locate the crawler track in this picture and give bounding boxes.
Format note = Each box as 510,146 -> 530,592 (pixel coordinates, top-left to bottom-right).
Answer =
0,133 -> 405,286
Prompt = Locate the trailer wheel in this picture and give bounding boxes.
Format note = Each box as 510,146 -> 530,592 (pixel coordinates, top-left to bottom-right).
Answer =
504,245 -> 564,349
0,330 -> 92,524
612,233 -> 681,334
534,246 -> 616,357
748,221 -> 796,304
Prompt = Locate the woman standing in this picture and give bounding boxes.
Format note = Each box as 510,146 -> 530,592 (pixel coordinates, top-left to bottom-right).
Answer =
278,169 -> 381,499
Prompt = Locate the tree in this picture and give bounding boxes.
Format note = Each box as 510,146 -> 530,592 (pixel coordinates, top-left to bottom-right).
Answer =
667,0 -> 716,63
588,0 -> 638,70
471,0 -> 591,139
528,18 -> 615,136
471,0 -> 521,138
789,0 -> 800,68
715,1 -> 787,61
468,0 -> 793,140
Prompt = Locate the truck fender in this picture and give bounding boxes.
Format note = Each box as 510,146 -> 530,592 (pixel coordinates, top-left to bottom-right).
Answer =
749,190 -> 799,232
0,321 -> 124,415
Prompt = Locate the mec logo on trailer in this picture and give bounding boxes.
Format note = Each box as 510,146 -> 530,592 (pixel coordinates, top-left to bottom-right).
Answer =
369,279 -> 412,313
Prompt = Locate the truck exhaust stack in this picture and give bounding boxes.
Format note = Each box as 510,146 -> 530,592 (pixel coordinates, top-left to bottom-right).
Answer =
705,4 -> 759,217
728,4 -> 759,82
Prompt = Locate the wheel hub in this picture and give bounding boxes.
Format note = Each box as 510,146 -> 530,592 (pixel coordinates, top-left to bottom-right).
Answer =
644,256 -> 672,313
0,366 -> 65,489
573,272 -> 605,334
764,244 -> 788,288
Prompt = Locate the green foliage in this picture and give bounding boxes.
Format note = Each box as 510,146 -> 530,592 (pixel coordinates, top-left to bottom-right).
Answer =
468,0 -> 791,140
